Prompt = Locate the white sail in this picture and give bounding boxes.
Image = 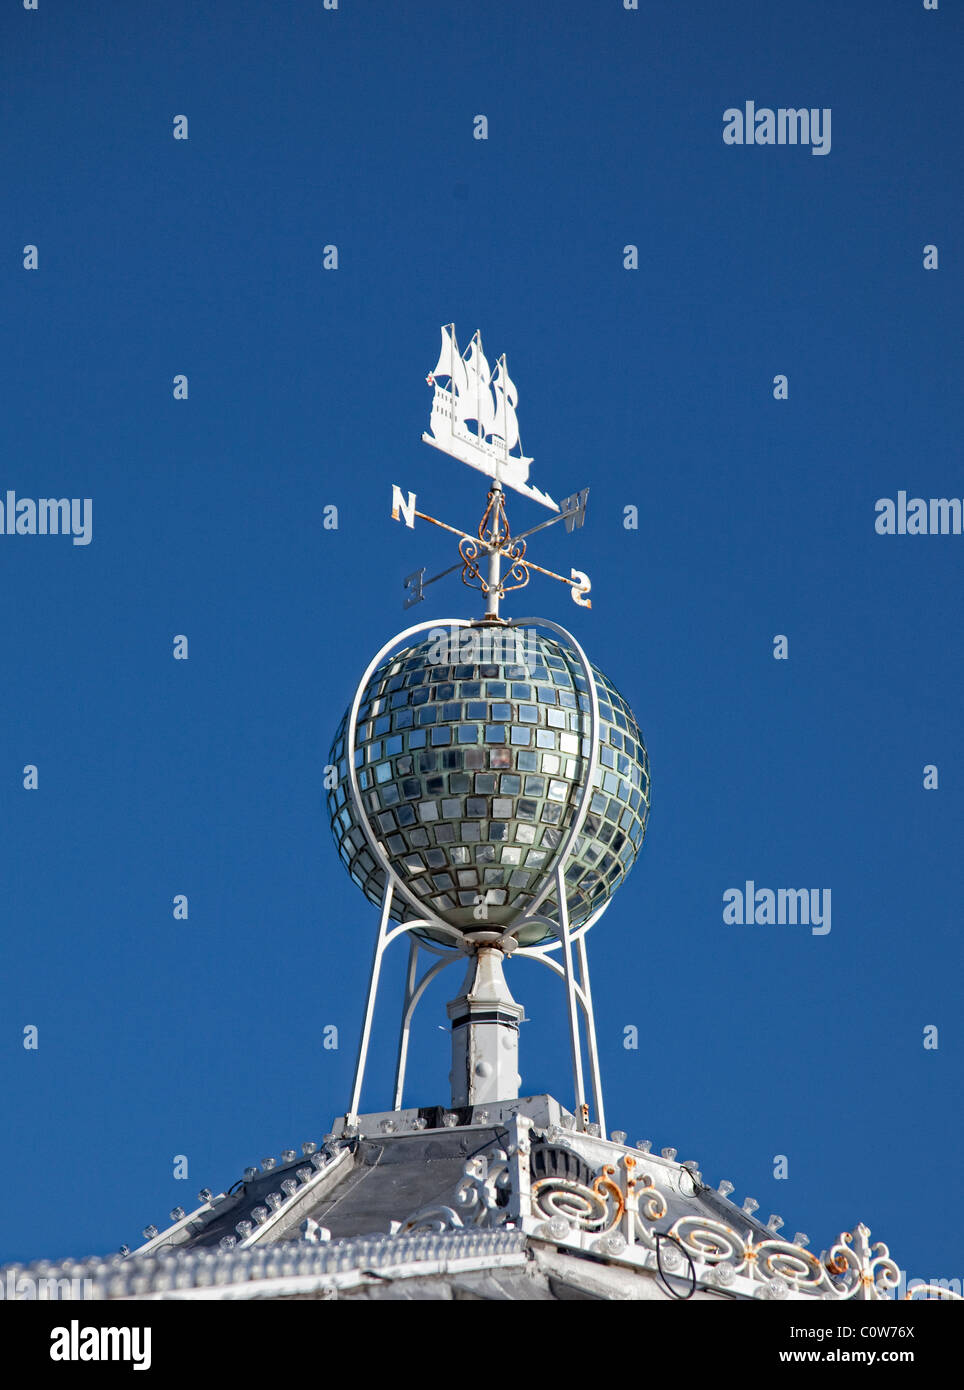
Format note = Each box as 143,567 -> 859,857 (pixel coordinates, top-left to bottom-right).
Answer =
497,383 -> 522,447
432,323 -> 469,405
431,324 -> 454,380
470,334 -> 492,395
460,336 -> 496,437
495,354 -> 518,408
492,358 -> 520,450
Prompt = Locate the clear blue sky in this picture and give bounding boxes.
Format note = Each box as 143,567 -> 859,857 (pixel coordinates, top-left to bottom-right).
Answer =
1,1 -> 961,1284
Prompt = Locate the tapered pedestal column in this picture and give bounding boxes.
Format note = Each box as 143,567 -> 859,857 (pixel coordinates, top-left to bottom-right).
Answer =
447,947 -> 524,1107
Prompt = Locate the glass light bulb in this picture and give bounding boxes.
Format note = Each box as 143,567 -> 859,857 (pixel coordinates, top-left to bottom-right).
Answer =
597,1233 -> 625,1255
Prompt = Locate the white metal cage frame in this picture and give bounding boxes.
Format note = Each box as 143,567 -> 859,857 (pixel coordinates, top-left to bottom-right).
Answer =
342,615 -> 615,1136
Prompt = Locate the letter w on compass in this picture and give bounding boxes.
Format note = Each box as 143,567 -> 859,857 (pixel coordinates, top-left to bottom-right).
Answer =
393,324 -> 592,616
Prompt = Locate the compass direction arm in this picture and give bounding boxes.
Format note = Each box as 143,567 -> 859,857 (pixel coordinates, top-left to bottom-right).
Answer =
402,560 -> 463,610
414,511 -> 476,543
390,485 -> 477,544
521,557 -> 593,609
508,488 -> 590,545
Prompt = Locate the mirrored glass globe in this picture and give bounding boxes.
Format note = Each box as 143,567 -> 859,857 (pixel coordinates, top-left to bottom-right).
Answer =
326,626 -> 650,947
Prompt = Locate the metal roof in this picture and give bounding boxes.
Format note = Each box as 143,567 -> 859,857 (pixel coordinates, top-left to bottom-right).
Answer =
5,1096 -> 951,1302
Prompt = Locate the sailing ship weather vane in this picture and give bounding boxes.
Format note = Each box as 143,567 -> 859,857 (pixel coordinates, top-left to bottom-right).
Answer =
392,324 -> 591,617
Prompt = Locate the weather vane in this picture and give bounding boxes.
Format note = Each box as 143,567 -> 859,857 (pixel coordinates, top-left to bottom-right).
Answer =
392,323 -> 591,616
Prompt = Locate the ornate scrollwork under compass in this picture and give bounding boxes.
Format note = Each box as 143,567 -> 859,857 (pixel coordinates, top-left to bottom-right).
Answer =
459,487 -> 531,600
